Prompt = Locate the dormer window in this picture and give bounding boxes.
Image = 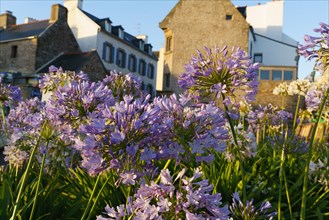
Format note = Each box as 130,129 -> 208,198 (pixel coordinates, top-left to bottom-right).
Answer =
139,40 -> 144,50
105,20 -> 111,32
144,44 -> 152,54
118,29 -> 124,39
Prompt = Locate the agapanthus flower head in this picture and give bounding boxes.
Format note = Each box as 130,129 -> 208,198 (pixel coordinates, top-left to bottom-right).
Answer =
288,79 -> 311,96
178,46 -> 259,106
229,192 -> 277,220
309,158 -> 329,191
298,22 -> 329,73
39,66 -> 88,94
247,104 -> 293,131
102,70 -> 144,101
0,77 -> 22,106
271,132 -> 309,155
97,168 -> 230,219
273,82 -> 289,96
304,73 -> 329,112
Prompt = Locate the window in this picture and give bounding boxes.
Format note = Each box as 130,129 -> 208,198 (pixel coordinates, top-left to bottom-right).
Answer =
249,42 -> 253,57
254,53 -> 262,63
103,43 -> 114,63
139,59 -> 146,76
116,49 -> 126,68
146,84 -> 154,98
147,64 -> 154,79
259,70 -> 270,80
141,82 -> 145,91
272,70 -> 282,80
11,45 -> 17,58
226,14 -> 233,20
284,70 -> 293,80
128,54 -> 137,72
166,36 -> 172,52
165,73 -> 170,88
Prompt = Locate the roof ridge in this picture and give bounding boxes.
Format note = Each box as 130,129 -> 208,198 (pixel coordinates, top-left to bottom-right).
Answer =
10,19 -> 49,27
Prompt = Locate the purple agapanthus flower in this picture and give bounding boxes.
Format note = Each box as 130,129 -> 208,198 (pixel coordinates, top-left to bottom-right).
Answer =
298,22 -> 329,73
229,192 -> 277,219
97,168 -> 230,219
0,76 -> 22,106
178,46 -> 259,107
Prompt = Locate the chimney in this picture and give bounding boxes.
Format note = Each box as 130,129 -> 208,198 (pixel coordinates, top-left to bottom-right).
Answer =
136,34 -> 148,44
64,0 -> 83,11
24,17 -> 37,23
0,10 -> 16,28
49,4 -> 68,23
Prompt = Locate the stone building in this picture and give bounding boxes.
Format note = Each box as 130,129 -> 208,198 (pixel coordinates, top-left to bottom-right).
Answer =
157,0 -> 299,112
0,4 -> 80,75
0,4 -> 108,99
157,0 -> 250,94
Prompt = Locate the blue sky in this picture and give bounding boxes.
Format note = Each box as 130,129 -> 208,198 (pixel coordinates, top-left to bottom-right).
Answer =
1,0 -> 328,79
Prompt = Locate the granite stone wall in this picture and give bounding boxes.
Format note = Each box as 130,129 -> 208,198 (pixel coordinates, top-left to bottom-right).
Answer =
160,0 -> 250,94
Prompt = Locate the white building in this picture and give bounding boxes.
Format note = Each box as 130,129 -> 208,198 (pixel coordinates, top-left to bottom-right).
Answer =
246,0 -> 299,81
63,0 -> 157,97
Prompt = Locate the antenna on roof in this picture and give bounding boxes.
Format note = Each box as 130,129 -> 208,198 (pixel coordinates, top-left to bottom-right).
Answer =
137,23 -> 140,35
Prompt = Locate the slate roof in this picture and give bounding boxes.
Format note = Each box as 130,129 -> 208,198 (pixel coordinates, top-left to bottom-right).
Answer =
0,20 -> 51,42
80,9 -> 112,30
80,9 -> 156,59
36,51 -> 103,73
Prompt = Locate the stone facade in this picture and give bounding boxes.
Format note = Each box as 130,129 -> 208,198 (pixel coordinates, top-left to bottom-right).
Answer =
159,0 -> 250,93
0,39 -> 37,74
0,4 -> 80,76
79,52 -> 108,81
35,4 -> 80,70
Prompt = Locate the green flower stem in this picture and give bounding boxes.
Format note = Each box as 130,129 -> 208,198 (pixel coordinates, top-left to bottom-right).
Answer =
29,152 -> 46,220
293,95 -> 301,132
81,173 -> 101,220
300,87 -> 329,219
155,159 -> 171,184
10,124 -> 45,220
278,148 -> 285,220
221,97 -> 246,203
86,174 -> 112,220
0,102 -> 8,140
282,96 -> 285,110
283,167 -> 293,220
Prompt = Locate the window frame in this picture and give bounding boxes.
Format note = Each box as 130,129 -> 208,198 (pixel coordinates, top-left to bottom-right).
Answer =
11,45 -> 18,58
259,70 -> 270,80
103,43 -> 114,63
254,53 -> 263,63
128,54 -> 137,72
147,63 -> 154,79
116,49 -> 126,68
166,36 -> 172,52
139,59 -> 146,76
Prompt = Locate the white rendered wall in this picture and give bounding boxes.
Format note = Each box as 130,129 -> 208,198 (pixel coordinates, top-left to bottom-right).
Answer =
246,1 -> 284,41
156,48 -> 165,91
65,7 -> 99,52
253,35 -> 297,67
97,32 -> 157,89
